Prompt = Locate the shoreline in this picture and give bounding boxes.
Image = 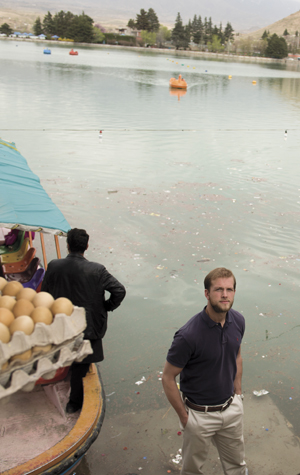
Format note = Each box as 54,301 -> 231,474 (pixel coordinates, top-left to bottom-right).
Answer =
0,36 -> 287,64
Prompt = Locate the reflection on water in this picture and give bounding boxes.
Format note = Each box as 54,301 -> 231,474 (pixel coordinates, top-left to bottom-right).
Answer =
1,41 -> 300,473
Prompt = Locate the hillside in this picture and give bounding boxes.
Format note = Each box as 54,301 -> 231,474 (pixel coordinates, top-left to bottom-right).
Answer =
1,0 -> 300,33
242,9 -> 300,38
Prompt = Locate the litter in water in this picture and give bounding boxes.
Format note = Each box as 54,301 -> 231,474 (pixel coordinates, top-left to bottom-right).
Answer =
253,389 -> 269,397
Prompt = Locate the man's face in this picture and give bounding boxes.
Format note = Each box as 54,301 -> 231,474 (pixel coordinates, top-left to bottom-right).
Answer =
205,277 -> 236,314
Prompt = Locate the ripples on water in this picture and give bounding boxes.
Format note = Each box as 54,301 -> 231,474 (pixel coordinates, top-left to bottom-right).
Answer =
1,40 -> 300,471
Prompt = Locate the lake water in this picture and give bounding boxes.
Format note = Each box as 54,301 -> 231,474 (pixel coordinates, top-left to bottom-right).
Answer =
1,40 -> 300,474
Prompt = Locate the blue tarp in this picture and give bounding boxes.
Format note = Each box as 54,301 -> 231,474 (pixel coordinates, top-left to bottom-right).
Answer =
0,138 -> 70,235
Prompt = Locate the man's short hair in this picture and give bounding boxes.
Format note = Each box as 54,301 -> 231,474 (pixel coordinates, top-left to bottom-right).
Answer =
204,267 -> 236,291
67,228 -> 89,253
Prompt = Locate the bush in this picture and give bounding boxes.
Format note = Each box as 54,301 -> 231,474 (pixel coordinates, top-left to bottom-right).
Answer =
103,33 -> 136,46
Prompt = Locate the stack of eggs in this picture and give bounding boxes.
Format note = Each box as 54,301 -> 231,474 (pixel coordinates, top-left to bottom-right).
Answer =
0,277 -> 73,367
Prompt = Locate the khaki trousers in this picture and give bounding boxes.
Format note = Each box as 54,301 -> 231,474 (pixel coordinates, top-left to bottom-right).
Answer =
180,394 -> 247,475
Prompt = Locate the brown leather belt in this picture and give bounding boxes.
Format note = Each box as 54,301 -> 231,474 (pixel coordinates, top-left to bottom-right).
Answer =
184,394 -> 235,413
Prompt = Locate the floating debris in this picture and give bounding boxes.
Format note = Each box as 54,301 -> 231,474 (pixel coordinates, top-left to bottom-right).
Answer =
253,389 -> 269,397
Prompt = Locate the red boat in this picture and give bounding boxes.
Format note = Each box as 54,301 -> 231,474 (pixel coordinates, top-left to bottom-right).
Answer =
69,49 -> 78,56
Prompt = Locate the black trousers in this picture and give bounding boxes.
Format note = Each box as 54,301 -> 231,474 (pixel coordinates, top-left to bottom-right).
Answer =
69,362 -> 90,408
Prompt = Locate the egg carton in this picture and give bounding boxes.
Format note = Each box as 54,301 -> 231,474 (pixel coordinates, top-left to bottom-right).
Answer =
0,335 -> 93,401
0,306 -> 86,367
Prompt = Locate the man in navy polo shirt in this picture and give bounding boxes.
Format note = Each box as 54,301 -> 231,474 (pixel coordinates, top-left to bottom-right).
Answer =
162,267 -> 247,475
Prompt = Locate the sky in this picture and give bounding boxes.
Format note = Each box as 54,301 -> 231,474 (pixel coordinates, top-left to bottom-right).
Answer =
6,0 -> 300,32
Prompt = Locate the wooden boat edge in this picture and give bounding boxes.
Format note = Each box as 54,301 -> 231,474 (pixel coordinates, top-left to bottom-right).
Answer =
1,363 -> 105,475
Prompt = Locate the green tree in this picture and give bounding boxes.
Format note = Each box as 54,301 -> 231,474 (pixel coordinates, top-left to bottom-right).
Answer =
67,12 -> 94,43
156,25 -> 171,47
193,15 -> 203,45
265,33 -> 288,58
261,30 -> 269,39
147,8 -> 159,32
206,17 -> 213,43
224,22 -> 234,42
33,17 -> 43,36
0,22 -> 13,36
141,30 -> 156,46
207,34 -> 224,52
283,28 -> 289,36
136,9 -> 149,30
53,11 -> 74,38
43,11 -> 55,36
93,26 -> 105,43
127,19 -> 136,29
172,12 -> 189,49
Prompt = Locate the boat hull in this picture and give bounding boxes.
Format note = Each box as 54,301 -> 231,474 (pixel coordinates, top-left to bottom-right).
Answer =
1,364 -> 105,475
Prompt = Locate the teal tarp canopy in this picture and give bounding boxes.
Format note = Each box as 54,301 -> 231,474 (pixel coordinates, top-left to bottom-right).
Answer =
0,138 -> 70,236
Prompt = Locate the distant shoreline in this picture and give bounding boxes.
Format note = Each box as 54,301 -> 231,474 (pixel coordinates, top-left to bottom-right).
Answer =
0,36 -> 288,64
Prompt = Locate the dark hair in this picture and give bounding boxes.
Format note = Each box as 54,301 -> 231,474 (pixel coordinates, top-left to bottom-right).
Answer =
67,228 -> 89,253
204,267 -> 236,291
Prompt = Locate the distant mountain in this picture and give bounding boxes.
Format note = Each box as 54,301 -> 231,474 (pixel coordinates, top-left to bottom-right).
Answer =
1,0 -> 300,32
242,9 -> 300,38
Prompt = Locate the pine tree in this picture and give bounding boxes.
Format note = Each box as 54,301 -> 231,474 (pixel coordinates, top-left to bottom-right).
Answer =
266,33 -> 288,59
224,22 -> 234,42
172,12 -> 189,50
136,9 -> 150,30
43,12 -> 55,36
147,8 -> 159,32
53,11 -> 74,38
67,12 -> 94,42
127,19 -> 136,29
0,22 -> 13,36
33,17 -> 43,36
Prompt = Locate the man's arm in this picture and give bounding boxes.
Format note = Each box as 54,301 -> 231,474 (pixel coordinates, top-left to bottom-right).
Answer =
234,346 -> 243,395
162,361 -> 188,427
101,268 -> 126,311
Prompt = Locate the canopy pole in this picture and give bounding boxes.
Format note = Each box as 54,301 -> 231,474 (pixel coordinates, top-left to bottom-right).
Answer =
40,232 -> 47,270
29,231 -> 33,247
54,235 -> 61,259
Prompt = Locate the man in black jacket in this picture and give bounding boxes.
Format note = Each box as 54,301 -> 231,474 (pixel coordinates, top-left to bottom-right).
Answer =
42,228 -> 126,413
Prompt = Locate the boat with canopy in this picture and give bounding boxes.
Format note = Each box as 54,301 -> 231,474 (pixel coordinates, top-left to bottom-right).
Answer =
0,138 -> 105,475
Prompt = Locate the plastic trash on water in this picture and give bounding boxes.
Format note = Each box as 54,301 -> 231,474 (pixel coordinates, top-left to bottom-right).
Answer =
253,389 -> 269,396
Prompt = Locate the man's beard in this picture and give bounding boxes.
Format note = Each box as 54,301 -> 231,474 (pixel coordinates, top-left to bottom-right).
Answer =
211,300 -> 233,313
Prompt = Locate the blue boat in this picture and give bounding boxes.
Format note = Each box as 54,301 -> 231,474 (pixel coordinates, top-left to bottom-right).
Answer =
43,48 -> 51,54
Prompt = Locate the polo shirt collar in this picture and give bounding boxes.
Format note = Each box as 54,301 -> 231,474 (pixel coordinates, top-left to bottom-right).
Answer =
202,306 -> 232,328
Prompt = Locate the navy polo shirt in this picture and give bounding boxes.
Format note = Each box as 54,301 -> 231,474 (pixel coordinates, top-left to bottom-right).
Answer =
167,307 -> 245,405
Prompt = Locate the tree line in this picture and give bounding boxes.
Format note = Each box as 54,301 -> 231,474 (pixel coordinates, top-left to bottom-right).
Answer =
171,12 -> 234,50
128,9 -> 234,51
0,7 -> 291,59
33,11 -> 104,43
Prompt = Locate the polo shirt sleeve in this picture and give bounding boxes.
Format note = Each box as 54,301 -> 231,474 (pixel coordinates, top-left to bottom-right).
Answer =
166,331 -> 193,369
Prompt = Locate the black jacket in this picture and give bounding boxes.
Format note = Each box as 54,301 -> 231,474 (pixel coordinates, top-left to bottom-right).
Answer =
41,253 -> 126,340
